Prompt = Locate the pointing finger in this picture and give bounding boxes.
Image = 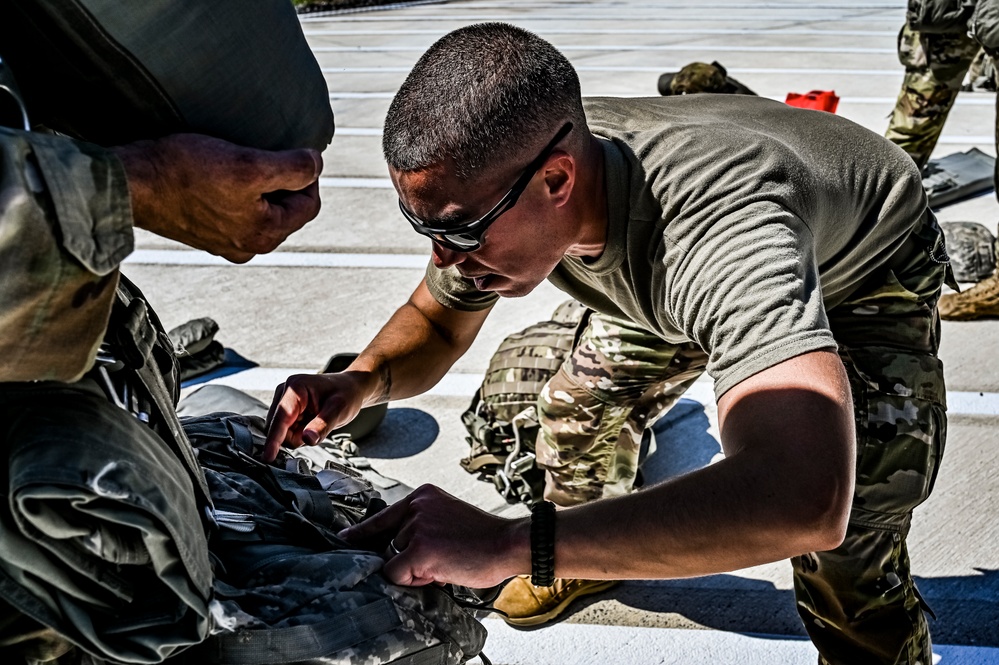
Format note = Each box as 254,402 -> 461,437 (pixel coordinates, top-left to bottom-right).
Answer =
263,388 -> 305,462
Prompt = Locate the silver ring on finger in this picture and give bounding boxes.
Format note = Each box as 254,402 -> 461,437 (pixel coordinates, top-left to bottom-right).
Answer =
389,539 -> 402,556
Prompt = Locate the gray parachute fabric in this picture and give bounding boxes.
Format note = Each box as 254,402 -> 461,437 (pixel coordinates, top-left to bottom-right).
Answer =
178,384 -> 410,504
941,221 -> 997,282
923,148 -> 996,208
178,413 -> 487,665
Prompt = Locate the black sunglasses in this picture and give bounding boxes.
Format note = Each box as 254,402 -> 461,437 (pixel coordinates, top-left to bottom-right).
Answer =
399,122 -> 574,252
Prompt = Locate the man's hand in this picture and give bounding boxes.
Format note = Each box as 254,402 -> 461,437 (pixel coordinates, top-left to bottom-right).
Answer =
263,371 -> 373,462
338,485 -> 530,588
113,133 -> 322,263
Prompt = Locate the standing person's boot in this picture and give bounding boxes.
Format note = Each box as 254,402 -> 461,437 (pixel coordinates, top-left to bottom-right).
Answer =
492,576 -> 618,627
939,270 -> 999,319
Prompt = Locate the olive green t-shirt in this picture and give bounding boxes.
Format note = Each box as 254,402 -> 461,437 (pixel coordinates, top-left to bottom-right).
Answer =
426,95 -> 929,397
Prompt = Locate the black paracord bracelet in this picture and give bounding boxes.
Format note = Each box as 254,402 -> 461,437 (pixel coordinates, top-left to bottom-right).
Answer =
530,500 -> 556,587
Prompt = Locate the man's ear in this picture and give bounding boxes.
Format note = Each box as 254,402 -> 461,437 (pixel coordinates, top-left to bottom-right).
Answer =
543,153 -> 575,208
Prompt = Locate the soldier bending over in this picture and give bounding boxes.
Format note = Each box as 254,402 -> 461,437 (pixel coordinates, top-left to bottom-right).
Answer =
268,23 -> 951,665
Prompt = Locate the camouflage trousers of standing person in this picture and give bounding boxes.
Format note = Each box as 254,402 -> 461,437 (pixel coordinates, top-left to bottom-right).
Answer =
885,23 -> 995,171
534,212 -> 951,664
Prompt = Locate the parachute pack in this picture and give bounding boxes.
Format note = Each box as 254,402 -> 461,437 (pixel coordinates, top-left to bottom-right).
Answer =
459,301 -> 588,505
176,413 -> 489,665
0,277 -> 489,664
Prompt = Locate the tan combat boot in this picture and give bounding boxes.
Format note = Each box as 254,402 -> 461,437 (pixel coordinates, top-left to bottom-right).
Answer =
939,272 -> 999,320
492,575 -> 618,627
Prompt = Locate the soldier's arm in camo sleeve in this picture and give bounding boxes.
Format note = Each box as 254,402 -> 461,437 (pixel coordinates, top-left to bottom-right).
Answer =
0,127 -> 132,383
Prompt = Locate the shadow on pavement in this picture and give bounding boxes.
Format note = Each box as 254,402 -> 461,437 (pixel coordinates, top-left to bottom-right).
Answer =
642,398 -> 721,484
360,407 -> 439,458
589,400 -> 999,647
577,569 -> 999,647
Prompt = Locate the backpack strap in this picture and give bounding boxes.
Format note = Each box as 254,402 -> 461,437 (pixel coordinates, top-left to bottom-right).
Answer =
222,416 -> 339,528
107,277 -> 214,512
201,597 -> 411,664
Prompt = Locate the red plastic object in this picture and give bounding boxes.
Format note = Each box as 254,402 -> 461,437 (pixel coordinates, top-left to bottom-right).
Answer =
785,90 -> 839,113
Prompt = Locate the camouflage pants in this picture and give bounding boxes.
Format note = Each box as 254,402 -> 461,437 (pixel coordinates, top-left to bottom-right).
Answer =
885,24 -> 996,171
535,215 -> 950,664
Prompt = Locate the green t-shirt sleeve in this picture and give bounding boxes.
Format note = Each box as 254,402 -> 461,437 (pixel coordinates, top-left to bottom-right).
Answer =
424,260 -> 500,311
666,202 -> 838,398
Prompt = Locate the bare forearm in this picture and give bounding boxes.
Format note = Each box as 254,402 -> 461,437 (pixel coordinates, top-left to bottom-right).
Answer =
554,452 -> 844,580
349,281 -> 490,405
352,304 -> 467,403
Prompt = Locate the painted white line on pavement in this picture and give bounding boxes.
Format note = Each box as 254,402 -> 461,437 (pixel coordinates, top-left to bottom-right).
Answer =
334,2 -> 906,10
471,620 -> 999,665
328,129 -> 994,145
325,66 -> 905,75
309,15 -> 904,24
949,391 -> 999,417
840,96 -> 995,105
330,92 -> 394,98
123,250 -> 426,269
329,91 -> 993,107
318,176 -> 393,188
938,136 -> 996,144
313,44 -> 896,54
193,368 -> 999,418
198,367 -> 485,396
332,127 -> 384,135
307,28 -> 898,37
407,1 -> 904,8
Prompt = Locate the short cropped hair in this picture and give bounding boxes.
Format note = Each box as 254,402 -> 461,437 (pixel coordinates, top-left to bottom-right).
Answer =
383,23 -> 587,179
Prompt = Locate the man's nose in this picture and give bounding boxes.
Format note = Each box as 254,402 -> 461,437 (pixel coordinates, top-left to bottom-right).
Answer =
431,242 -> 463,268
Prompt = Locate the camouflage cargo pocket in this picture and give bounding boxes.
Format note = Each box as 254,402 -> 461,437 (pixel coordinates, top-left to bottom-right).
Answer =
793,525 -> 931,665
840,346 -> 947,525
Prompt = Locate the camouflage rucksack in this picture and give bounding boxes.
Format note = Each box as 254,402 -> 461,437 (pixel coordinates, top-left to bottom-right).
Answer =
657,61 -> 757,96
941,221 -> 997,282
178,413 -> 489,665
460,301 -> 588,505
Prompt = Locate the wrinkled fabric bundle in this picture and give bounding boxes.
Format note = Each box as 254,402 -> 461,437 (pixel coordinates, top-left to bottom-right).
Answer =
0,380 -> 213,663
177,413 -> 487,665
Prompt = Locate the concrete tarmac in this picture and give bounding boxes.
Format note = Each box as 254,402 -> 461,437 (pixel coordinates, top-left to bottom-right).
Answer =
124,0 -> 999,661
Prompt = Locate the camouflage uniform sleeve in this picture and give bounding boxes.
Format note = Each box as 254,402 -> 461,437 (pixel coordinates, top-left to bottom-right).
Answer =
424,260 -> 499,311
0,127 -> 132,382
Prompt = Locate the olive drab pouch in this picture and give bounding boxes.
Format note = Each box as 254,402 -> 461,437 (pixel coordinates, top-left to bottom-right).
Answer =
460,301 -> 588,505
657,61 -> 757,96
168,318 -> 227,382
177,413 -> 488,665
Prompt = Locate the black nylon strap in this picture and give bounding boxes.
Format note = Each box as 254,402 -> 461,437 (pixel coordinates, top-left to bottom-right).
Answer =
115,285 -> 214,512
203,597 -> 402,664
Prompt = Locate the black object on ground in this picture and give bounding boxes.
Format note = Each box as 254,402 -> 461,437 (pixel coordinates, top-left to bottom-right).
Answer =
924,148 -> 996,209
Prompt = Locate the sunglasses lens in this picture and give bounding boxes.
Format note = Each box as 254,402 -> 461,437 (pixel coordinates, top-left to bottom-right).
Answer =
433,232 -> 479,251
